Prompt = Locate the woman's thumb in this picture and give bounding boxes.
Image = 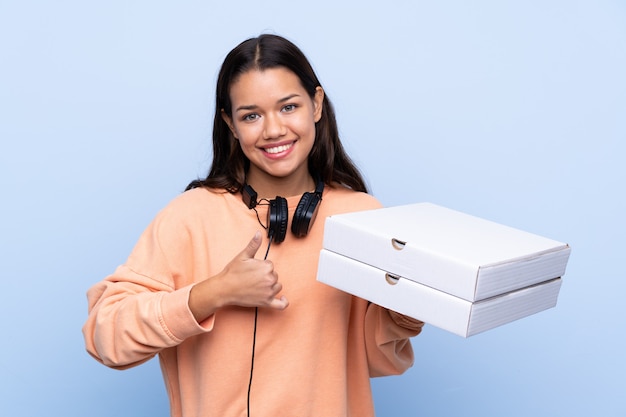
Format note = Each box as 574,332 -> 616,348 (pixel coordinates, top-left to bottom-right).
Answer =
240,231 -> 262,259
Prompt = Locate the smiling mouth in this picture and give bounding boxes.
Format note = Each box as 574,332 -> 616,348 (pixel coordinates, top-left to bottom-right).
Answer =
263,142 -> 294,154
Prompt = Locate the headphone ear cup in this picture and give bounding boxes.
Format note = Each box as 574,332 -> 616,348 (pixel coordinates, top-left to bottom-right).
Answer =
291,192 -> 321,238
268,197 -> 288,243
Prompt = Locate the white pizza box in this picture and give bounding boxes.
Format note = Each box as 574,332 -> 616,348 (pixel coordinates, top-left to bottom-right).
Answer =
321,203 -> 570,302
317,249 -> 562,337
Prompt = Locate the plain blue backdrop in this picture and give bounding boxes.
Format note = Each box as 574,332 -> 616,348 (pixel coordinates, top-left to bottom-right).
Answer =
1,1 -> 624,416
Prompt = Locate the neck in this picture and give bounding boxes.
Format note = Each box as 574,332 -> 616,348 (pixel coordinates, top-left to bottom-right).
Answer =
246,169 -> 315,200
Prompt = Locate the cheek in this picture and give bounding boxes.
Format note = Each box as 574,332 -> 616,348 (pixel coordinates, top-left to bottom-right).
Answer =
233,124 -> 259,146
236,141 -> 259,163
295,114 -> 317,138
237,138 -> 257,157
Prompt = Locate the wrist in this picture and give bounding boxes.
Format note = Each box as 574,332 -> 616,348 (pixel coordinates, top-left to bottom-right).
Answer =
189,276 -> 226,323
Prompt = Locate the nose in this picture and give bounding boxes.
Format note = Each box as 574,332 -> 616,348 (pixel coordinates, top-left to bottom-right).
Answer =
263,113 -> 286,139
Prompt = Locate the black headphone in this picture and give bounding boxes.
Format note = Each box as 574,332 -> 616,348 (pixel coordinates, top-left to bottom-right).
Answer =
242,179 -> 324,243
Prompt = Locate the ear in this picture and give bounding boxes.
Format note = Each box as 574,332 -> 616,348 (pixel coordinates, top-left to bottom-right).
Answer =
221,109 -> 238,139
313,86 -> 324,123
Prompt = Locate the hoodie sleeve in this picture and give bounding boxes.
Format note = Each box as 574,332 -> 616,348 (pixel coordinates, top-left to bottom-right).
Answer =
364,304 -> 424,377
82,197 -> 215,369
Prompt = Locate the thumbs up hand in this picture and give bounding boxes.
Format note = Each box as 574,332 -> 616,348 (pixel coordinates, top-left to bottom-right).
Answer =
189,231 -> 289,323
221,231 -> 289,309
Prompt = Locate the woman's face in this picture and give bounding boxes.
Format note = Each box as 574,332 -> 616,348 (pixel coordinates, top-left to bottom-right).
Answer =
222,67 -> 324,192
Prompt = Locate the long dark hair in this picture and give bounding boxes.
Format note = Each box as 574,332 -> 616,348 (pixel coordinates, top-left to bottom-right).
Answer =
186,34 -> 368,193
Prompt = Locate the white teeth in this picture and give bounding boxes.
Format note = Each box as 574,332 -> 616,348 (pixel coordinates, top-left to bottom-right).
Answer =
264,143 -> 292,154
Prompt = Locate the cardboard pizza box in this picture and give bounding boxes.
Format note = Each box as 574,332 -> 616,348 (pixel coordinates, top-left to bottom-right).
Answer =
317,249 -> 562,337
321,203 -> 570,302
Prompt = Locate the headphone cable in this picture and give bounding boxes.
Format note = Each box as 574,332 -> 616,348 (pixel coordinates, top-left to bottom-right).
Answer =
247,233 -> 273,417
247,307 -> 258,417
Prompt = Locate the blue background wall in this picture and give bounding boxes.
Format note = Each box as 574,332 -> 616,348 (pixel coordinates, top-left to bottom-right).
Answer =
1,1 -> 624,415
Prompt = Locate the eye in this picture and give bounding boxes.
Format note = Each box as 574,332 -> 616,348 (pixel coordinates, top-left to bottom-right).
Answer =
242,113 -> 260,122
282,104 -> 298,113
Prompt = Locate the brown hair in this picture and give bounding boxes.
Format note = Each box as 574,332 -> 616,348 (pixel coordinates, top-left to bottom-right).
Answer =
186,34 -> 368,193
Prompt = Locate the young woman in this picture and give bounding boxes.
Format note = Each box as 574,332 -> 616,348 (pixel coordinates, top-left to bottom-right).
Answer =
83,34 -> 423,417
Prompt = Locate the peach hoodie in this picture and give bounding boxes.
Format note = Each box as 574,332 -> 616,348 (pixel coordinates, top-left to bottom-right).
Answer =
83,185 -> 422,417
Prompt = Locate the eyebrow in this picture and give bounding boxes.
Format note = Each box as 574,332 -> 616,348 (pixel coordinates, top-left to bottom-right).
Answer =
234,94 -> 301,113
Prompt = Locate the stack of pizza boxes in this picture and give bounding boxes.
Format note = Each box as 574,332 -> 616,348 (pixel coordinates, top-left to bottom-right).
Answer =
317,203 -> 571,337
